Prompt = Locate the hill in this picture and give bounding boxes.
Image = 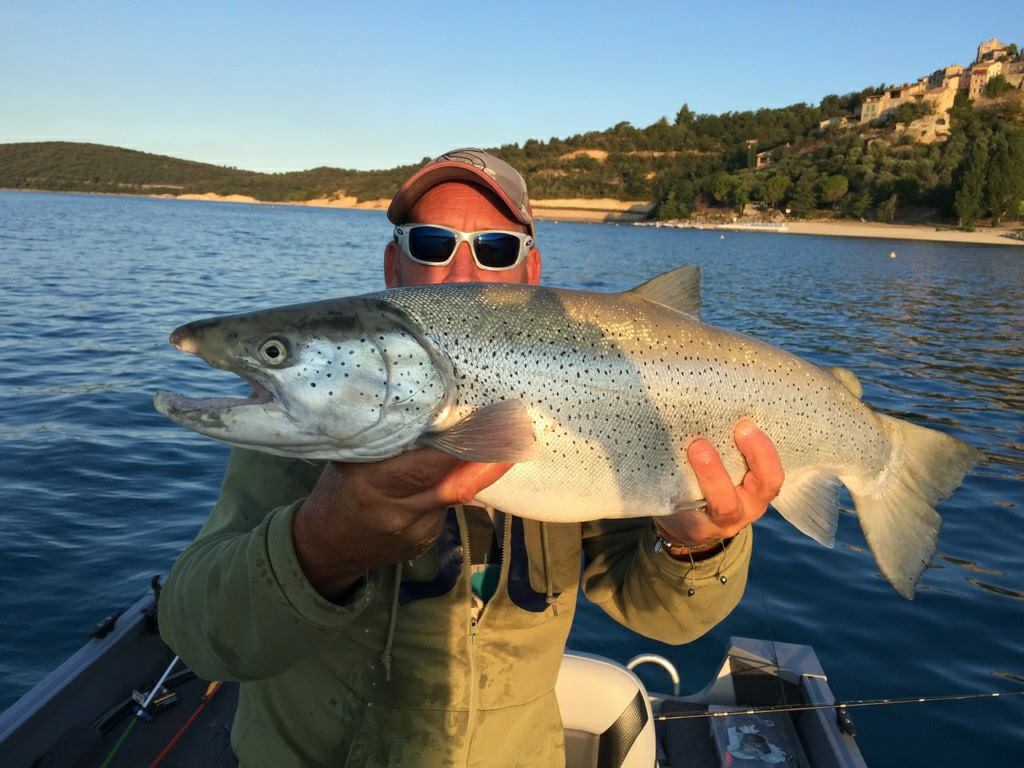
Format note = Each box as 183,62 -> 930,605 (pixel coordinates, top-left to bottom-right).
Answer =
2,42 -> 1022,227
0,142 -> 420,203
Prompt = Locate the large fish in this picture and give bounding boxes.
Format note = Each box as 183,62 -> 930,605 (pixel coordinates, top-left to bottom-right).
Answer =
155,266 -> 980,598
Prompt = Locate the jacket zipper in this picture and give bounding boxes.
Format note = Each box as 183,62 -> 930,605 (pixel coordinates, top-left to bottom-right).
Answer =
456,505 -> 479,765
460,507 -> 512,763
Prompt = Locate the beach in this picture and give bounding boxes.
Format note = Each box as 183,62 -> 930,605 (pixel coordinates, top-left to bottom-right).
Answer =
782,219 -> 1023,247
158,192 -> 1024,247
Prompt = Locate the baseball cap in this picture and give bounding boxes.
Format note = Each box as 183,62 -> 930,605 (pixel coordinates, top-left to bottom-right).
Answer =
387,148 -> 535,237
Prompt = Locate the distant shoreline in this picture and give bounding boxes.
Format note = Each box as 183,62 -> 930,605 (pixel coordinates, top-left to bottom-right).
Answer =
649,218 -> 1023,247
780,220 -> 1022,247
5,188 -> 1021,247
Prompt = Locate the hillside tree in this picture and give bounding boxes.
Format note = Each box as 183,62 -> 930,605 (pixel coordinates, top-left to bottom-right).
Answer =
985,127 -> 1024,224
820,175 -> 849,208
760,174 -> 791,209
953,135 -> 989,229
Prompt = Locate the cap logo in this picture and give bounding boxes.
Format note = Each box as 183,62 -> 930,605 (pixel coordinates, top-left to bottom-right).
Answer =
436,148 -> 487,171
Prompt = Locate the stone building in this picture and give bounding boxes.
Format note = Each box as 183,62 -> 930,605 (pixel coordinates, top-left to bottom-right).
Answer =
859,79 -> 930,124
927,64 -> 965,91
977,38 -> 1011,63
1002,60 -> 1024,90
968,60 -> 1004,98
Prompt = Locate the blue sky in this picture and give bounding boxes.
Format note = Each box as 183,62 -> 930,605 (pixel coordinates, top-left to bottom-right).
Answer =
1,2 -> 1018,172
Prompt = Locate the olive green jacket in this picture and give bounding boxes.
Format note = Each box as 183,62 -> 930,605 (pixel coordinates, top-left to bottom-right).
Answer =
159,448 -> 752,767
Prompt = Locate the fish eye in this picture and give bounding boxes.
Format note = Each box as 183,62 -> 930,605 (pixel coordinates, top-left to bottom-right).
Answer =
258,338 -> 289,365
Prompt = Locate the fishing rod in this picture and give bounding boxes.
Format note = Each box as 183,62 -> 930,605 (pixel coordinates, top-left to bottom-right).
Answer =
97,655 -> 180,768
695,570 -> 1024,726
654,689 -> 1024,722
148,680 -> 224,768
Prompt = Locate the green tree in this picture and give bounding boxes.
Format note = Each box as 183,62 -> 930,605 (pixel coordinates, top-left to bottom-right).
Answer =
985,127 -> 1024,225
877,193 -> 898,223
674,104 -> 695,126
788,172 -> 819,216
893,175 -> 920,204
845,190 -> 873,219
819,174 -> 849,207
984,75 -> 1015,98
819,93 -> 844,116
954,135 -> 988,229
889,100 -> 933,125
730,177 -> 750,212
654,178 -> 696,220
709,171 -> 737,205
760,174 -> 791,208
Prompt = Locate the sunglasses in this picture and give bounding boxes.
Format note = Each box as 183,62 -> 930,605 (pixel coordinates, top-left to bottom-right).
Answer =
393,224 -> 534,271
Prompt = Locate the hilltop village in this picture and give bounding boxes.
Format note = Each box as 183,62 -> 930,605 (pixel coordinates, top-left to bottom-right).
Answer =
853,38 -> 1020,139
637,36 -> 1024,239
749,37 -> 1023,170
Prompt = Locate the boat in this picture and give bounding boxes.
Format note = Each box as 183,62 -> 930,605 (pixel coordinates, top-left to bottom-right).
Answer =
0,580 -> 867,767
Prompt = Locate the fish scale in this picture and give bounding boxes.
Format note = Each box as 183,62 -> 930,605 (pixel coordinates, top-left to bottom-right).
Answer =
154,266 -> 980,597
377,282 -> 890,524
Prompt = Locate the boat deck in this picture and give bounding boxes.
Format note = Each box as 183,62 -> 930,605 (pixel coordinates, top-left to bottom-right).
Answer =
1,592 -> 865,768
78,675 -> 239,768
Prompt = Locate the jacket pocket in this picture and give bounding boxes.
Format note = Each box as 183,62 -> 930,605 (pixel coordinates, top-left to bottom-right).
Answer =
523,520 -> 581,597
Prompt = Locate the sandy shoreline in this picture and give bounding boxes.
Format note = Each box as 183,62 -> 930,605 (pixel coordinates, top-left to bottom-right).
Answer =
169,192 -> 393,210
164,193 -> 1022,246
8,188 -> 1021,246
781,220 -> 1022,247
167,192 -> 657,222
648,218 -> 1023,247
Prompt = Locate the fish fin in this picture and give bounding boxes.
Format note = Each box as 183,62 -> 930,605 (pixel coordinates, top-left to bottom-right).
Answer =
850,415 -> 981,600
825,366 -> 863,399
772,470 -> 842,547
627,265 -> 701,319
671,497 -> 709,512
421,400 -> 536,463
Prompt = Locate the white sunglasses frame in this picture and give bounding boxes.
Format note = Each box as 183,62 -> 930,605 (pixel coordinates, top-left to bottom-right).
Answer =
393,224 -> 534,271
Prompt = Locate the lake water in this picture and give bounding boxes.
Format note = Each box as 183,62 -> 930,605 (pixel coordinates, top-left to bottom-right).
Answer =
1,190 -> 1022,764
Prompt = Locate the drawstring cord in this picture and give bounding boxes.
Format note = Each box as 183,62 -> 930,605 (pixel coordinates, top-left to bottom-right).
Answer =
380,562 -> 402,682
540,522 -> 558,615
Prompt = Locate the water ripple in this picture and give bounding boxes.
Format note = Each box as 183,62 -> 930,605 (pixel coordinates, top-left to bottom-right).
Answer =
2,191 -> 1023,765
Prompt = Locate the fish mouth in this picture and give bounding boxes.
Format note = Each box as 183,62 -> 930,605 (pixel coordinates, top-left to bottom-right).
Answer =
156,322 -> 280,418
154,377 -> 276,416
155,320 -> 336,457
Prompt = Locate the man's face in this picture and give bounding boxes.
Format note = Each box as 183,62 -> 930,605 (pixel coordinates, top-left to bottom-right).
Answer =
385,181 -> 541,288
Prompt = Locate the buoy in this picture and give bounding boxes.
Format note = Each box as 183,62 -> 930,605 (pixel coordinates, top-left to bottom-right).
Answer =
889,251 -> 897,259
720,234 -> 725,240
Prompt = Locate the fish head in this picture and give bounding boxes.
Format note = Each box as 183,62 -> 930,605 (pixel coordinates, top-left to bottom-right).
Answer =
154,297 -> 453,460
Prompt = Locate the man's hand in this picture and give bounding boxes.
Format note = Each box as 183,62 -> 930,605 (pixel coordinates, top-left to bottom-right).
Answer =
292,449 -> 513,601
656,420 -> 783,550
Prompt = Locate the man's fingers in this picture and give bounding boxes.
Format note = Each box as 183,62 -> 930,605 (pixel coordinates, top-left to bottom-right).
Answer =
734,420 -> 784,502
408,460 -> 515,510
437,461 -> 515,505
400,508 -> 449,557
361,448 -> 465,499
686,438 -> 741,523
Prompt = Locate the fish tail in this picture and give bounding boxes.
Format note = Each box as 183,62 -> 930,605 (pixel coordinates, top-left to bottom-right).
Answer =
850,415 -> 981,599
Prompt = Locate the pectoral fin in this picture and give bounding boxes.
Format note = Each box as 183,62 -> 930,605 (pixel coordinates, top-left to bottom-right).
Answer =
420,400 -> 536,463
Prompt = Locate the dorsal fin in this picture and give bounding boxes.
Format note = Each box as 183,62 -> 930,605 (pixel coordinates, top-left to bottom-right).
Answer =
627,265 -> 701,319
825,366 -> 863,399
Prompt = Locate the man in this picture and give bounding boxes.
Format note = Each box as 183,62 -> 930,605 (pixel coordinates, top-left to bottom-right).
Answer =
159,149 -> 783,767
